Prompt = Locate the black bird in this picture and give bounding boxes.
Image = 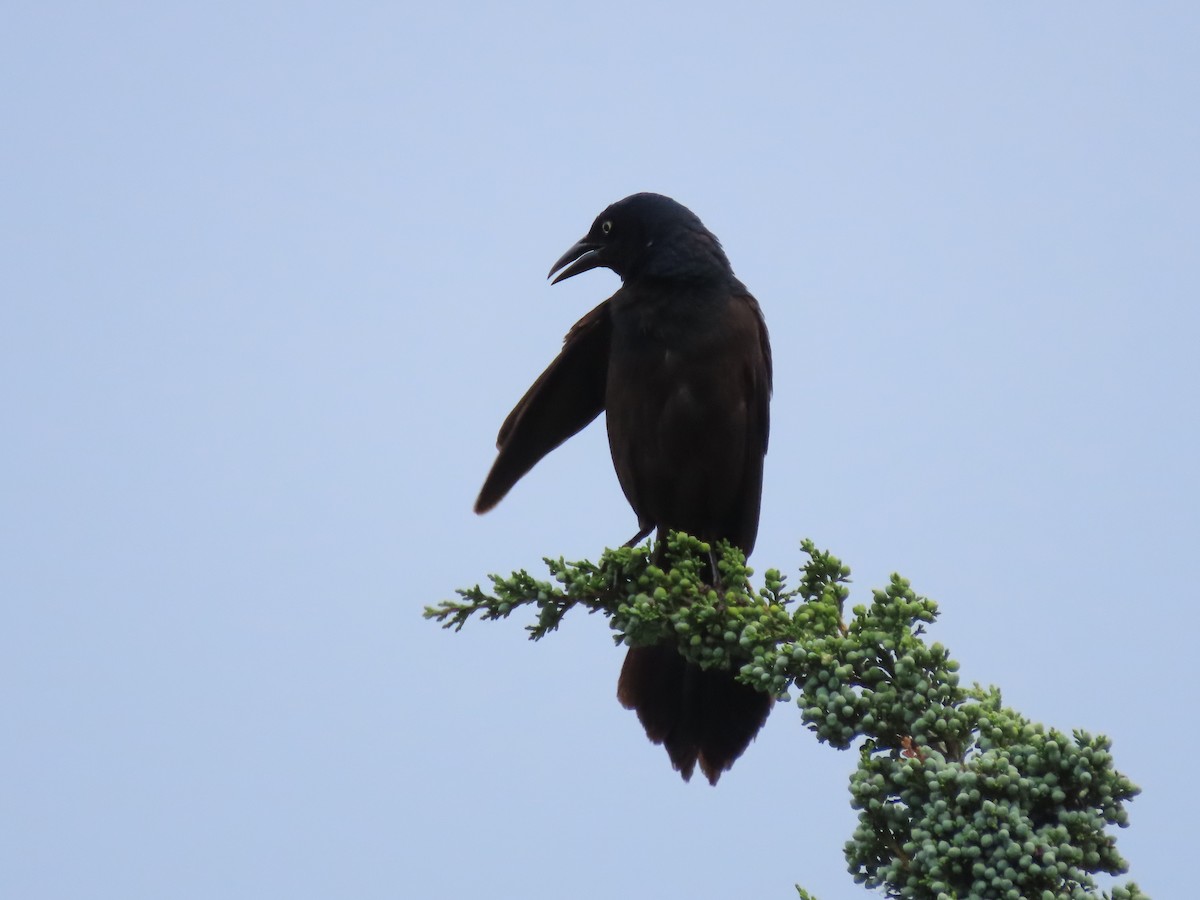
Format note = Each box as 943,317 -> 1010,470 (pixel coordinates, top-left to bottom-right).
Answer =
475,193 -> 772,784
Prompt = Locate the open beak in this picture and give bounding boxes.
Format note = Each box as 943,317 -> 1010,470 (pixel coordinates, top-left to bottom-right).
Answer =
548,238 -> 604,284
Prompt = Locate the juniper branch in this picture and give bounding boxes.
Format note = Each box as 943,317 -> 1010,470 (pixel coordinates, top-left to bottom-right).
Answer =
427,533 -> 1145,899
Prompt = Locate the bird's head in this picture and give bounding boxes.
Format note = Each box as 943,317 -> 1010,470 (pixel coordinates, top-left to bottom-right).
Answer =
548,193 -> 731,285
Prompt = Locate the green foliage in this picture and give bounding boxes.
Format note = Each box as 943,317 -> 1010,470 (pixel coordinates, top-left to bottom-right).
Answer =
426,534 -> 1144,899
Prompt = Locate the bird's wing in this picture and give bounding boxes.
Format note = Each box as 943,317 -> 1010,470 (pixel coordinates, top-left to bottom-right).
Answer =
728,290 -> 772,553
744,291 -> 772,453
474,300 -> 612,513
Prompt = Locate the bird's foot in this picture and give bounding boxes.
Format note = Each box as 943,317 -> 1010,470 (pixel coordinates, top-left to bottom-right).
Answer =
707,546 -> 724,593
623,525 -> 655,549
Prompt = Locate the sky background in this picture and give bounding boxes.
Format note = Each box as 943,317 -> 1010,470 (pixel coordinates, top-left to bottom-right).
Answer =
3,3 -> 1196,898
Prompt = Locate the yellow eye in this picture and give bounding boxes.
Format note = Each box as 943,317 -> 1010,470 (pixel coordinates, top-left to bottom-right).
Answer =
601,220 -> 612,235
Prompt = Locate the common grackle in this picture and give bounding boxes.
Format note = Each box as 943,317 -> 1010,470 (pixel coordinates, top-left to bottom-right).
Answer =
475,193 -> 772,784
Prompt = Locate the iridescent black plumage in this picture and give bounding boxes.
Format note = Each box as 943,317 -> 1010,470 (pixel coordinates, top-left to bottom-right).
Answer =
476,193 -> 773,783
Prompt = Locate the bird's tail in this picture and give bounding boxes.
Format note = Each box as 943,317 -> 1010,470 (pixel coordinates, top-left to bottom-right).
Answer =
617,643 -> 772,785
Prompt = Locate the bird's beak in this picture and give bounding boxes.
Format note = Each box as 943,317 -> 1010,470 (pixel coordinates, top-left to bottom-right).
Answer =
548,238 -> 604,284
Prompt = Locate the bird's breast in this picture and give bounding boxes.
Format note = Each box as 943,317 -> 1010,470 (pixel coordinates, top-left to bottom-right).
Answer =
606,317 -> 744,442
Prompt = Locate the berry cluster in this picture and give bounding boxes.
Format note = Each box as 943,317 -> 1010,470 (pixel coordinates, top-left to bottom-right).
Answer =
427,535 -> 1144,899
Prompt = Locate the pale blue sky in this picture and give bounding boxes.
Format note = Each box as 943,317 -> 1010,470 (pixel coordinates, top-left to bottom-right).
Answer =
3,4 -> 1196,898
